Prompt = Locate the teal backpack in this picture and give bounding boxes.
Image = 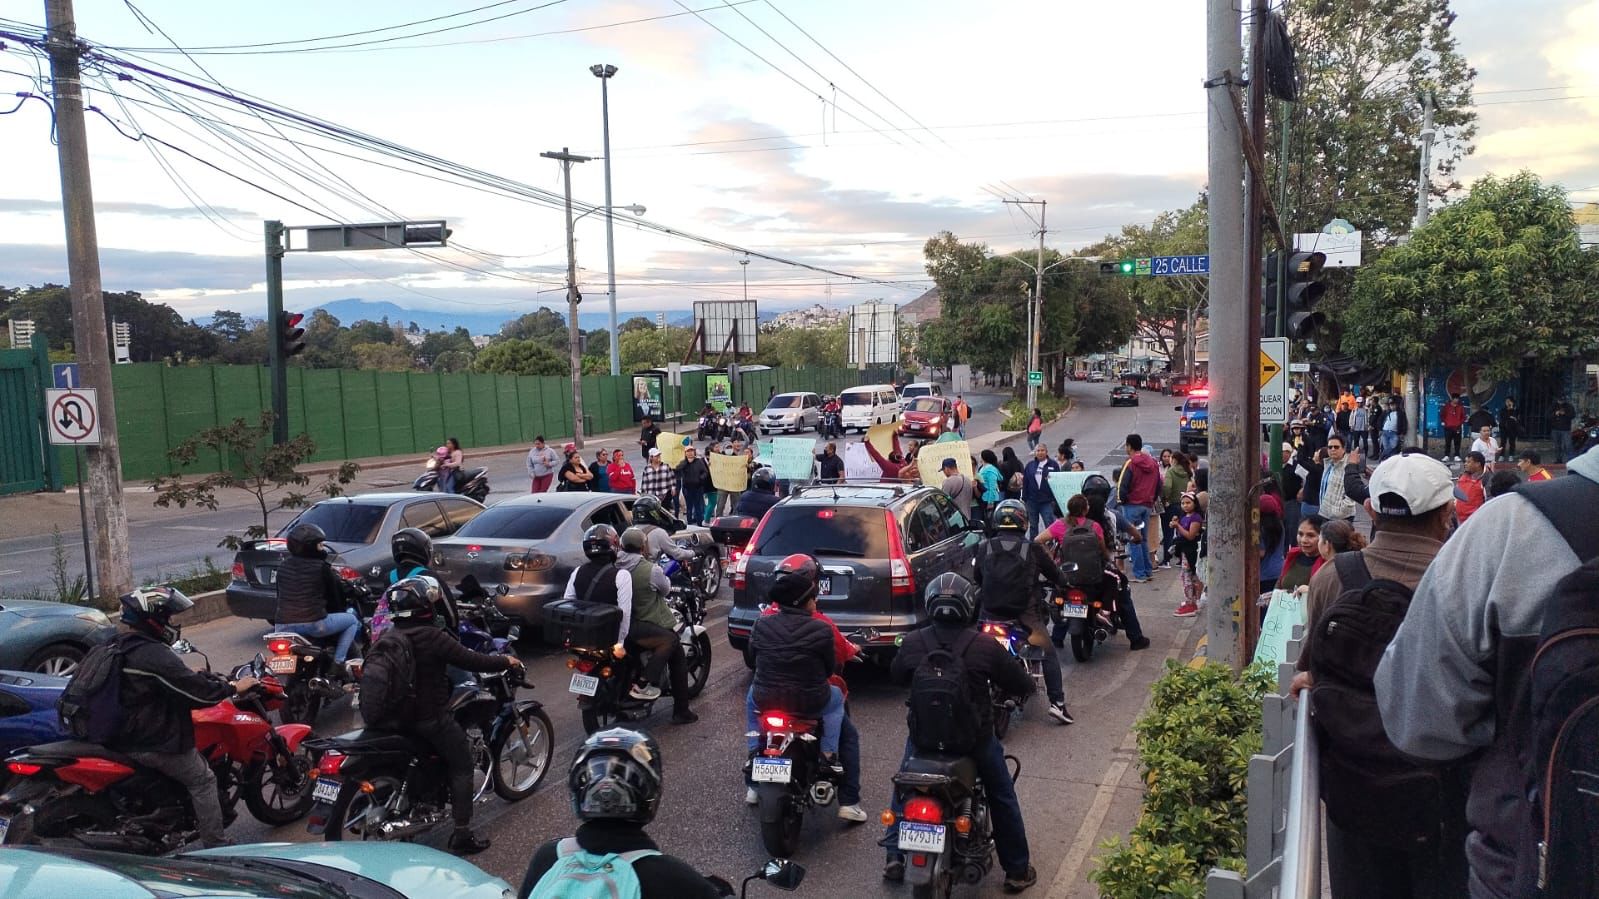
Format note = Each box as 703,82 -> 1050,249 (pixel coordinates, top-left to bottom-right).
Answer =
526,838 -> 661,899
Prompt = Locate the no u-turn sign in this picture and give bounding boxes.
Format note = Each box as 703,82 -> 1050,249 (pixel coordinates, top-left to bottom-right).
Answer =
46,388 -> 101,446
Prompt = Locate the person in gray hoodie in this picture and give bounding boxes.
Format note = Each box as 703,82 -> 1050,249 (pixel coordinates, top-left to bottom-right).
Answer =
1374,445 -> 1599,898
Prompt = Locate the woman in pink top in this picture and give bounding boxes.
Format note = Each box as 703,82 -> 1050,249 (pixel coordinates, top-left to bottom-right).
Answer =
440,437 -> 464,494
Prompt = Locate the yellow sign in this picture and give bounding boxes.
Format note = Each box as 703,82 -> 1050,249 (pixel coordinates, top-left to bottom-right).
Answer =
866,422 -> 897,457
1260,350 -> 1281,383
708,452 -> 749,492
657,433 -> 692,468
917,440 -> 973,487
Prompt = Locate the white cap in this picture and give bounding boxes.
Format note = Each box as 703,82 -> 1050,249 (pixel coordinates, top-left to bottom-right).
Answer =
1368,452 -> 1454,517
648,447 -> 662,457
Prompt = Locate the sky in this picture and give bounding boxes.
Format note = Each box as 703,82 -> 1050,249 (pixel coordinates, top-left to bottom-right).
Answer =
0,0 -> 1595,328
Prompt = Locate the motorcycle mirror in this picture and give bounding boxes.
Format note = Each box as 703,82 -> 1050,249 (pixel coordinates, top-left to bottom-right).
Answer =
1061,562 -> 1079,573
171,639 -> 194,654
760,859 -> 805,890
495,583 -> 510,597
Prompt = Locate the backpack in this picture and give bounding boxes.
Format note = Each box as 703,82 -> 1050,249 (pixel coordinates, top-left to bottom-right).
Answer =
525,837 -> 660,899
907,630 -> 981,755
1007,471 -> 1024,493
359,630 -> 417,728
1308,552 -> 1454,844
978,535 -> 1036,603
1060,523 -> 1104,585
57,638 -> 128,744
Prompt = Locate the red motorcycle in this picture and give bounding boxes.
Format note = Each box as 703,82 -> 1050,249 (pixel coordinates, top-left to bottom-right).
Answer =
0,652 -> 317,850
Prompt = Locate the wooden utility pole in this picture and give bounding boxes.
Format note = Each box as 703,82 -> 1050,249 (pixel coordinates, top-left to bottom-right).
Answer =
44,0 -> 132,602
542,148 -> 592,449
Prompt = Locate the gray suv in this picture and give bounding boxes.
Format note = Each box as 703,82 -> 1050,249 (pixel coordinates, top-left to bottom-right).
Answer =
728,484 -> 980,664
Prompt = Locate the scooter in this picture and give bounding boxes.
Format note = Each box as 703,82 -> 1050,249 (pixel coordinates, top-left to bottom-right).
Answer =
412,457 -> 491,503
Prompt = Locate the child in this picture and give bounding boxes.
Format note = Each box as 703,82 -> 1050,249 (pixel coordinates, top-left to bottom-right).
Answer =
1171,492 -> 1204,617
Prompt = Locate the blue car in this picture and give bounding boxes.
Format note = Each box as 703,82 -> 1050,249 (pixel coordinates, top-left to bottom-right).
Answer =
0,671 -> 69,760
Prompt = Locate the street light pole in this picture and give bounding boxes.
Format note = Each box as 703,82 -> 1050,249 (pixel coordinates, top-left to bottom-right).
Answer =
1003,199 -> 1047,407
591,63 -> 621,376
740,256 -> 750,302
542,147 -> 593,449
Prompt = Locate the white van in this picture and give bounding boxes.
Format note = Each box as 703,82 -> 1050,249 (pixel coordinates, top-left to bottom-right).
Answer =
839,384 -> 901,432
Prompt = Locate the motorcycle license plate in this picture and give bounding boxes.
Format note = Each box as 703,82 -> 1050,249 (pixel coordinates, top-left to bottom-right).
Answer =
818,577 -> 832,596
1062,604 -> 1090,619
268,656 -> 297,674
569,673 -> 599,697
312,778 -> 341,804
898,821 -> 946,853
751,758 -> 792,783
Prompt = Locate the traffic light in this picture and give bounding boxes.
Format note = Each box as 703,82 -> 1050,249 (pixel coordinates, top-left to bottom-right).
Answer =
402,223 -> 452,246
1283,250 -> 1327,339
279,311 -> 306,358
1098,259 -> 1138,276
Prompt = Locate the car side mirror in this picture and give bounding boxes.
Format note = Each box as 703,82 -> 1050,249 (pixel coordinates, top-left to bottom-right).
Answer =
1174,405 -> 1183,411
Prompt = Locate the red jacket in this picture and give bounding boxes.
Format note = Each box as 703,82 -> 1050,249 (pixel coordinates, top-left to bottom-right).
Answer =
606,460 -> 636,493
1442,402 -> 1466,429
760,605 -> 856,697
1119,452 -> 1162,507
1456,472 -> 1486,522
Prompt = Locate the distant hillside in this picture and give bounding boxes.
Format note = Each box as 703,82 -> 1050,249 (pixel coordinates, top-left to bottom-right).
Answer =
288,298 -> 798,335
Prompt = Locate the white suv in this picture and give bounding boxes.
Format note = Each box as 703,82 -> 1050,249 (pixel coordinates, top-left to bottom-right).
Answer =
761,392 -> 822,434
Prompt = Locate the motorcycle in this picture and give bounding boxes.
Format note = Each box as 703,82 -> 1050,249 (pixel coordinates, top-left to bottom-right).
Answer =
0,648 -> 317,850
747,706 -> 844,859
698,411 -> 731,442
1057,577 -> 1122,663
557,565 -> 713,734
978,618 -> 1044,740
304,641 -> 554,841
264,581 -> 374,726
886,749 -> 1020,899
820,405 -> 844,439
412,458 -> 491,503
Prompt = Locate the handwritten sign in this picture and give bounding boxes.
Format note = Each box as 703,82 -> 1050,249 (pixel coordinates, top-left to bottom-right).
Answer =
866,423 -> 897,457
1252,589 -> 1307,670
769,437 -> 815,481
657,432 -> 692,468
917,439 -> 972,487
844,442 -> 879,480
1047,471 -> 1093,514
754,439 -> 774,466
708,452 -> 749,492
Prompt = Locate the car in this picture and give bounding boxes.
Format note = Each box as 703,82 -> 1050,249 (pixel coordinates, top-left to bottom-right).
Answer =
0,600 -> 116,677
1168,376 -> 1204,397
1110,385 -> 1140,407
225,492 -> 485,622
897,396 -> 957,440
1086,370 -> 1106,383
0,672 -> 70,760
430,491 -> 715,628
728,483 -> 980,664
760,392 -> 822,434
1177,390 -> 1211,456
0,842 -> 511,898
898,381 -> 943,400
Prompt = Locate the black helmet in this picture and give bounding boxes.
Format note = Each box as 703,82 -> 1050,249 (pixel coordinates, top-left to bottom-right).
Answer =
1081,473 -> 1112,502
582,524 -> 621,561
923,572 -> 977,625
286,522 -> 327,558
119,585 -> 195,644
768,553 -> 820,608
631,495 -> 677,531
751,467 -> 776,492
991,499 -> 1028,532
385,576 -> 442,622
391,527 -> 432,573
568,727 -> 664,826
619,526 -> 649,554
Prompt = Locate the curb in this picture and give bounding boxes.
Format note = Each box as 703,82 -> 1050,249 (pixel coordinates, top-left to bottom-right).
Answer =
177,588 -> 231,627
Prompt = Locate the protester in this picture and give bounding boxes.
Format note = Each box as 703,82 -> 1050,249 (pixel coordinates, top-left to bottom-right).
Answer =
526,436 -> 559,493
607,450 -> 637,494
638,416 -> 661,460
814,442 -> 845,484
1117,434 -> 1162,583
1455,451 -> 1488,524
1441,395 -> 1467,462
676,445 -> 712,525
1297,446 -> 1325,519
1318,434 -> 1369,524
1485,468 -> 1521,499
976,449 -> 1003,517
1550,396 -> 1576,462
1275,514 -> 1327,594
1316,518 -> 1367,560
1516,449 -> 1551,482
1381,398 -> 1402,459
1170,492 -> 1203,617
864,431 -> 907,482
999,446 -> 1025,500
1022,444 -> 1060,539
557,445 -> 593,491
1470,424 -> 1499,461
639,448 -> 677,505
587,449 -> 612,494
1159,452 -> 1194,569
1258,478 -> 1287,602
940,457 -> 974,516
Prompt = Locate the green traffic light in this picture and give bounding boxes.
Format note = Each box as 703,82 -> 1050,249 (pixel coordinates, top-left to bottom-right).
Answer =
1118,260 -> 1135,275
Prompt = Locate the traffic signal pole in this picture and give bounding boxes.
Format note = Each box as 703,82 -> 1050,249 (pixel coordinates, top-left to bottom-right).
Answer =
1268,103 -> 1291,481
265,220 -> 288,445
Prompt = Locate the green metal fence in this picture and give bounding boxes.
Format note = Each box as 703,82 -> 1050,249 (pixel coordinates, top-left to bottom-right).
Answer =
0,336 -> 53,495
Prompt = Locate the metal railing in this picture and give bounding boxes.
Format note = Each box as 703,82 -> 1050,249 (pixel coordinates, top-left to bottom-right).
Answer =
1205,625 -> 1322,899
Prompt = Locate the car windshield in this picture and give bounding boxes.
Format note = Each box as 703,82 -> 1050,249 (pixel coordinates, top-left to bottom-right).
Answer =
907,397 -> 944,413
1186,400 -> 1210,412
283,503 -> 386,544
755,507 -> 890,558
902,386 -> 931,397
453,504 -> 572,541
840,393 -> 873,406
766,395 -> 803,409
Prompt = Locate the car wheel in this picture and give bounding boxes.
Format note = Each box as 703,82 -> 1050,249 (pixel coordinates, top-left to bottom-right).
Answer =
25,643 -> 85,677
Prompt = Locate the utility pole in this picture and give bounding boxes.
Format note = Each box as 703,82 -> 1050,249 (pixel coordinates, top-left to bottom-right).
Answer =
590,64 -> 622,376
1003,198 -> 1046,409
1238,0 -> 1270,659
1204,0 -> 1247,671
1405,93 -> 1436,447
44,0 -> 132,602
543,148 -> 592,449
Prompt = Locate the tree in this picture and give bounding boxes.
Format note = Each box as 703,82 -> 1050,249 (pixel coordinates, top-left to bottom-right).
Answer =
499,307 -> 568,343
0,284 -> 217,362
619,326 -> 693,371
474,338 -> 568,376
207,310 -> 250,343
618,316 -> 656,334
432,349 -> 475,373
583,328 -> 611,364
1085,197 -> 1209,373
151,411 -> 359,549
756,323 -> 847,369
417,327 -> 475,367
350,341 -> 415,371
296,309 -> 345,369
345,319 -> 395,346
1342,172 -> 1599,381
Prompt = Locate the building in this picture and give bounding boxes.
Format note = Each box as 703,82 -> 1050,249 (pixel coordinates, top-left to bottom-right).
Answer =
767,304 -> 845,330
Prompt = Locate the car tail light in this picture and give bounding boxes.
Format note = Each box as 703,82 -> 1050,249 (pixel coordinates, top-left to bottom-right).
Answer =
732,512 -> 772,591
884,510 -> 914,601
904,796 -> 943,824
317,753 -> 346,776
505,552 -> 554,572
231,560 -> 245,580
336,566 -> 361,581
268,638 -> 293,655
7,762 -> 42,777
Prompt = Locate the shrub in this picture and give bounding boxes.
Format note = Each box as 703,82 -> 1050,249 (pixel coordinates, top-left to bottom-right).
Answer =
1090,660 -> 1273,897
1000,392 -> 1071,431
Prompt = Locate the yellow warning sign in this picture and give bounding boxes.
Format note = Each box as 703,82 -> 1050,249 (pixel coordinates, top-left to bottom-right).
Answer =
1260,351 -> 1281,383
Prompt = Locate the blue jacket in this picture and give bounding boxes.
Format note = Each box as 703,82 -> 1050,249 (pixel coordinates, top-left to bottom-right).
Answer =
1022,458 -> 1059,504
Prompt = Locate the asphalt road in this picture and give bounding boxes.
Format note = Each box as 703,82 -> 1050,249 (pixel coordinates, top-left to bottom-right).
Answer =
170,380 -> 1191,898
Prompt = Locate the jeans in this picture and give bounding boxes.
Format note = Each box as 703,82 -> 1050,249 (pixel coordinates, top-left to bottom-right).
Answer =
1122,504 -> 1153,579
276,612 -> 361,665
1381,431 -> 1399,459
1280,500 -> 1301,559
400,714 -> 476,827
440,468 -> 457,494
1159,504 -> 1178,563
882,735 -> 1029,877
626,622 -> 690,714
1025,501 -> 1055,540
127,749 -> 225,846
1027,431 -> 1041,451
746,685 -> 846,755
1555,428 -> 1573,463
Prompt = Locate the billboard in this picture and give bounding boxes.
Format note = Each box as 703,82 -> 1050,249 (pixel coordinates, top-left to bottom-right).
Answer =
693,301 -> 758,356
848,302 -> 898,366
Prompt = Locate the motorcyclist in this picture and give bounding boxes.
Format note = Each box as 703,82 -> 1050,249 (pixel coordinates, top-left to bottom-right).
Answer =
108,586 -> 258,849
973,499 -> 1074,724
734,467 -> 780,518
272,522 -> 362,671
1081,475 -> 1148,646
1036,491 -> 1150,652
563,525 -> 661,702
519,728 -> 731,898
617,527 -> 698,724
745,553 -> 867,822
882,573 -> 1037,892
372,527 -> 461,643
386,577 -> 524,856
631,495 -> 704,584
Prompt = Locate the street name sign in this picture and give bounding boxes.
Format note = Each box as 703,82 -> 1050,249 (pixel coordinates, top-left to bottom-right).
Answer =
1260,338 -> 1289,424
1148,255 -> 1210,276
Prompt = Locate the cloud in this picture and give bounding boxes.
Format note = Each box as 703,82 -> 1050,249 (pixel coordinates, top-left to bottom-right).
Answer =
0,243 -> 442,293
0,198 -> 259,219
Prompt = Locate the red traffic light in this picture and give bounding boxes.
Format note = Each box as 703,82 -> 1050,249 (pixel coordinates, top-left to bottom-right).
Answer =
280,311 -> 307,357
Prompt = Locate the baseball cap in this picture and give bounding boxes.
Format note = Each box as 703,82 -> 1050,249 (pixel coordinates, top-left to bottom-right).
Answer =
648,447 -> 662,457
941,457 -> 958,469
1368,451 -> 1455,517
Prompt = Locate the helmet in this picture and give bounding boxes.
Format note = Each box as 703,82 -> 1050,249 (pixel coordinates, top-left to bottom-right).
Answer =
386,576 -> 442,622
923,572 -> 977,625
619,526 -> 649,554
568,727 -> 664,826
391,527 -> 433,572
119,586 -> 195,644
991,499 -> 1028,532
286,522 -> 327,559
582,524 -> 621,561
1081,473 -> 1112,502
632,495 -> 679,532
751,467 -> 776,492
768,553 -> 820,608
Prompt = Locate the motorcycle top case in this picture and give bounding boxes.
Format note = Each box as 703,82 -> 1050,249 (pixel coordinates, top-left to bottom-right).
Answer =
542,599 -> 622,649
708,516 -> 758,547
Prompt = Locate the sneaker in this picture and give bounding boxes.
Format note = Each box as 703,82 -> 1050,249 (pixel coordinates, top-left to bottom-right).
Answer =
1158,561 -> 1173,570
1048,702 -> 1074,725
745,787 -> 759,805
447,828 -> 491,856
629,683 -> 662,701
1173,601 -> 1199,618
1003,864 -> 1039,893
883,857 -> 906,882
1129,636 -> 1152,651
838,804 -> 868,823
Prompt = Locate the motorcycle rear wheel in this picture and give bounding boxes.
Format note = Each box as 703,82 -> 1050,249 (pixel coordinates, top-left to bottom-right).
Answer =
581,705 -> 618,736
322,775 -> 402,841
491,708 -> 555,801
241,751 -> 315,826
279,683 -> 323,726
758,797 -> 803,860
684,633 -> 713,698
911,872 -> 954,899
1070,633 -> 1094,663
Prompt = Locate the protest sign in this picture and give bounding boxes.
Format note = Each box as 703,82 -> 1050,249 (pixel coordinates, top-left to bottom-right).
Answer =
708,452 -> 749,492
1252,589 -> 1307,670
657,433 -> 692,467
866,423 -> 896,456
769,437 -> 815,481
844,443 -> 878,480
917,439 -> 972,487
1047,471 -> 1093,513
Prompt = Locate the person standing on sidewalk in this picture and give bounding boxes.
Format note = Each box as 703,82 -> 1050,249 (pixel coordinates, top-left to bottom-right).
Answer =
588,449 -> 612,493
1470,425 -> 1499,461
1117,434 -> 1162,583
1350,399 -> 1370,458
607,450 -> 637,495
1158,451 -> 1193,568
1441,395 -> 1467,462
526,436 -> 559,493
638,416 -> 662,461
1025,408 -> 1044,451
1550,396 -> 1576,462
1497,398 -> 1521,459
1466,401 -> 1496,443
1318,435 -> 1369,525
675,445 -> 712,526
639,448 -> 677,507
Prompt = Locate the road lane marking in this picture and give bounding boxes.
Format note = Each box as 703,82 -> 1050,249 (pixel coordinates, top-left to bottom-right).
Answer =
166,525 -> 215,532
0,569 -> 20,576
